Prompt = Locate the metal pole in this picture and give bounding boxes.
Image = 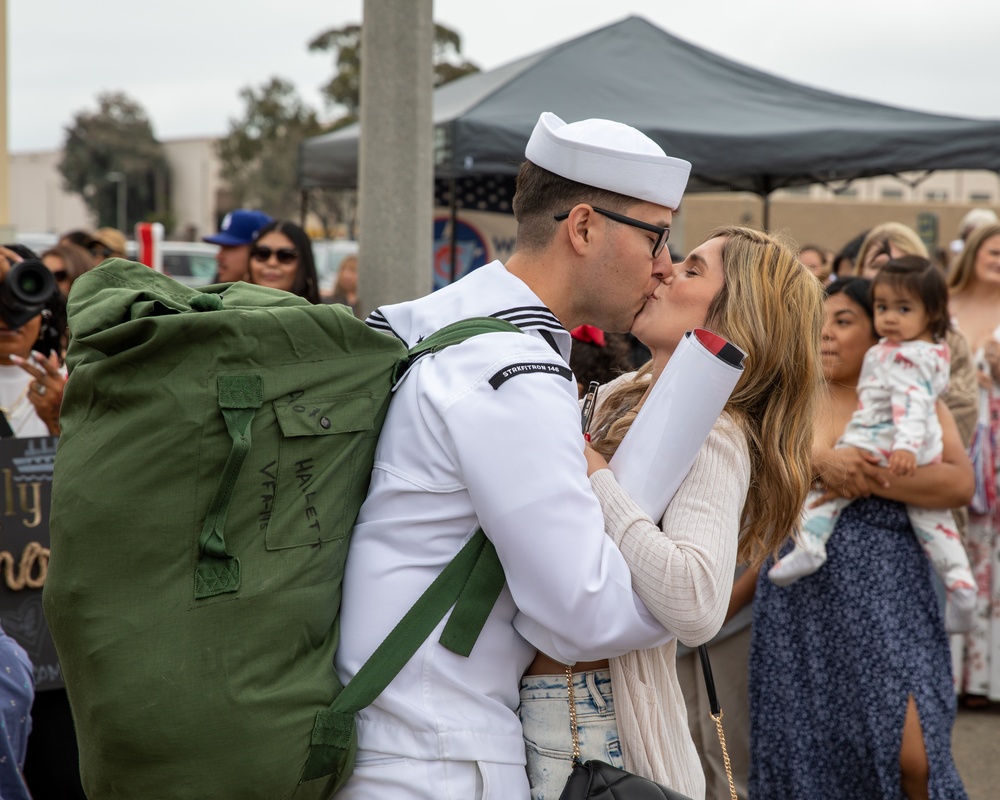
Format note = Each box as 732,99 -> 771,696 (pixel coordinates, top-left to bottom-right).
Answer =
118,175 -> 127,233
449,178 -> 458,284
107,171 -> 126,232
358,0 -> 434,316
0,0 -> 10,234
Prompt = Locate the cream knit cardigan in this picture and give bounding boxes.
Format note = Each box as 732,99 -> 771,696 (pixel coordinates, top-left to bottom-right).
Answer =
588,386 -> 750,800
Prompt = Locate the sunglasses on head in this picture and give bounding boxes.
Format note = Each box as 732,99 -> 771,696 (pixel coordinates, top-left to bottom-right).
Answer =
251,246 -> 298,265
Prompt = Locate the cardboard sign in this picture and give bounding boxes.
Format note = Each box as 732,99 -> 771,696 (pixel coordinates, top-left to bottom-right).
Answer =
0,436 -> 60,690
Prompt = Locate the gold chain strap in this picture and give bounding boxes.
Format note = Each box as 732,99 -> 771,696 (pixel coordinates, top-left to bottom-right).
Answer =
710,708 -> 738,800
568,664 -> 736,798
565,665 -> 581,763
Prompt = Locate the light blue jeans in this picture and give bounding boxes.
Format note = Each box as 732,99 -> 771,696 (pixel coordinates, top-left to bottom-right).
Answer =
518,669 -> 624,800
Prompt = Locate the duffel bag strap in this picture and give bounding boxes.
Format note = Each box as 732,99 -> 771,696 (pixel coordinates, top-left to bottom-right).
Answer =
302,528 -> 504,783
194,375 -> 263,599
438,536 -> 505,657
394,316 -> 522,383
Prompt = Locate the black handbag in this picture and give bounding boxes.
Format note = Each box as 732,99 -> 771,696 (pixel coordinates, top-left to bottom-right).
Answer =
556,645 -> 737,800
558,758 -> 692,800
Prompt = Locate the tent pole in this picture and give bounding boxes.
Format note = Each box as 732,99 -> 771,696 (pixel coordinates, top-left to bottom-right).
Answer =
299,189 -> 309,229
761,193 -> 771,232
449,177 -> 458,285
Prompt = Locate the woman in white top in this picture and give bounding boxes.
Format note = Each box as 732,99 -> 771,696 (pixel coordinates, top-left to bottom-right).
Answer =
0,244 -> 72,798
0,245 -> 66,438
519,226 -> 825,799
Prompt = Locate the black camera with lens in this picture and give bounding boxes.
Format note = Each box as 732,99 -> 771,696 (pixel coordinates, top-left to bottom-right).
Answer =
0,259 -> 57,329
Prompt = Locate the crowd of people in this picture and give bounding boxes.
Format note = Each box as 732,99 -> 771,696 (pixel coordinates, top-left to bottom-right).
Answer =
0,111 -> 997,799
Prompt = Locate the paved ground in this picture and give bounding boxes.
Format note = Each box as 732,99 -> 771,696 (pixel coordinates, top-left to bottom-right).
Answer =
952,703 -> 1000,799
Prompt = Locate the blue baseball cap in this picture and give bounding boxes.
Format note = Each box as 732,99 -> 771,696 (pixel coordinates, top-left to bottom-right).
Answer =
203,209 -> 273,246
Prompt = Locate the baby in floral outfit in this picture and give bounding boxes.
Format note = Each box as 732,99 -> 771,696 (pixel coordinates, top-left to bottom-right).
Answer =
769,257 -> 976,633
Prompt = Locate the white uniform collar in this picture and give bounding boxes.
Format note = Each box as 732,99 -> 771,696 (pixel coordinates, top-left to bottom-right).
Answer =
367,262 -> 572,363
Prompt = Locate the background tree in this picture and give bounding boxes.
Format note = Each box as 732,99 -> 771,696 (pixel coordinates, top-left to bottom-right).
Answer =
215,77 -> 326,221
58,91 -> 171,232
308,21 -> 479,129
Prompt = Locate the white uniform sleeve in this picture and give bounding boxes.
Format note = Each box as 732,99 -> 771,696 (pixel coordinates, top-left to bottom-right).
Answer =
890,346 -> 940,455
436,339 -> 672,663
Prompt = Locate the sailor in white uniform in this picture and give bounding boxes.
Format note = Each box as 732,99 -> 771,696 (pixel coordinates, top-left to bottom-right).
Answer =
336,112 -> 692,799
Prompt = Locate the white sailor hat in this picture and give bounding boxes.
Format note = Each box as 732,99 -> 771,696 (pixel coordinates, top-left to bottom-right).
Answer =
525,112 -> 691,210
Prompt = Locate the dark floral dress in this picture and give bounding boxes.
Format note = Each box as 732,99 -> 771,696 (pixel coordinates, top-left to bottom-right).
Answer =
749,496 -> 968,799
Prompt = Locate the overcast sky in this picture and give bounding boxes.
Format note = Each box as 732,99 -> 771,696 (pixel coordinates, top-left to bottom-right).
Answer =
9,0 -> 1000,152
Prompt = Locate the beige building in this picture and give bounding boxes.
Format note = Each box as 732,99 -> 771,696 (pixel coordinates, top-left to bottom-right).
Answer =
7,136 -> 222,241
669,169 -> 1000,262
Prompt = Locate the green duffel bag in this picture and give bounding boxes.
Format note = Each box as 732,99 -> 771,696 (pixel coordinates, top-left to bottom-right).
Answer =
44,259 -> 516,799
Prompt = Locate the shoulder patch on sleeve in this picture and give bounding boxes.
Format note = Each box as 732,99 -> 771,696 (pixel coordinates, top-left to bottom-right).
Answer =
488,362 -> 574,390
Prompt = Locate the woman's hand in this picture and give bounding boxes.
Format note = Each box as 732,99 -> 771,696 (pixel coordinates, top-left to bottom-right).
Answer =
583,443 -> 609,477
725,567 -> 758,623
812,445 -> 889,503
862,402 -> 974,510
11,351 -> 64,436
0,246 -> 22,273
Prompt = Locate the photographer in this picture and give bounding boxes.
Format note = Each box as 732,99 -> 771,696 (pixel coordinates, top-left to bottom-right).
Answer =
0,247 -> 79,797
0,246 -> 66,437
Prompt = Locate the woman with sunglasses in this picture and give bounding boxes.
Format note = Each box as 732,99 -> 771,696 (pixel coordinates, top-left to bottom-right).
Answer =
248,220 -> 321,304
0,245 -> 79,798
40,244 -> 94,298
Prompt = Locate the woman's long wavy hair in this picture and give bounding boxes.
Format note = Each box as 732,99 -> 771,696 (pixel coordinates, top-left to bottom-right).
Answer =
589,226 -> 825,569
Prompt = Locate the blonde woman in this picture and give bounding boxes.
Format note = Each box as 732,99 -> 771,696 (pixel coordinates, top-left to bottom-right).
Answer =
519,226 -> 824,800
853,222 -> 930,279
947,221 -> 1000,710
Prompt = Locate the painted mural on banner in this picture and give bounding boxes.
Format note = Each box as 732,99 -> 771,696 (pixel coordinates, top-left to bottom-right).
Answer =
432,209 -> 518,290
432,174 -> 519,290
0,436 -> 59,690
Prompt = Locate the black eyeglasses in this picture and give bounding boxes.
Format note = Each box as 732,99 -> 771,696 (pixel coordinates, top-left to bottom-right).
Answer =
52,270 -> 68,282
250,246 -> 298,265
89,245 -> 114,259
554,206 -> 670,259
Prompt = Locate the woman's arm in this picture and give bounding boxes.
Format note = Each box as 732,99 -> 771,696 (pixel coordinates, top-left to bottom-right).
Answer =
725,566 -> 758,624
587,418 -> 749,646
813,444 -> 888,499
810,388 -> 889,498
864,401 -> 974,508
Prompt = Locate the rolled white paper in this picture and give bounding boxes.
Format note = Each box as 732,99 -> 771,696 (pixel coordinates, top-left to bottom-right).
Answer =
608,328 -> 745,521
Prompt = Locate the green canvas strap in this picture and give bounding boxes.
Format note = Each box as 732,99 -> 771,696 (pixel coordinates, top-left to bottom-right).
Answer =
439,535 -> 506,656
194,375 -> 263,599
393,316 -> 522,383
302,529 -> 505,781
